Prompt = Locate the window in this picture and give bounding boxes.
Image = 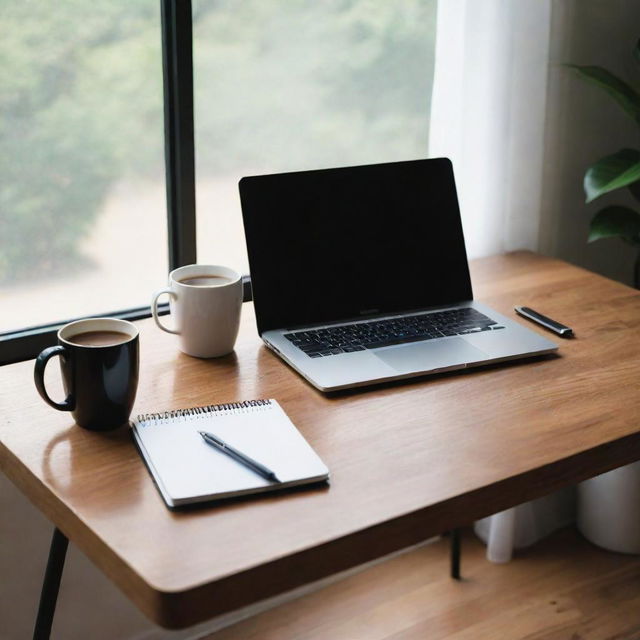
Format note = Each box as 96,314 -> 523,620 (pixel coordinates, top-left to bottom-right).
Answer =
1,0 -> 438,364
193,0 -> 438,273
1,1 -> 167,352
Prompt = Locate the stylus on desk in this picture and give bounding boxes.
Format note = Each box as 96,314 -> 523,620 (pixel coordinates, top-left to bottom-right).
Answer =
514,306 -> 574,338
198,431 -> 280,482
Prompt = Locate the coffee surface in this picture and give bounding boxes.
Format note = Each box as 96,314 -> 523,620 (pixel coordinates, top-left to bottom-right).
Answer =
177,275 -> 232,287
69,330 -> 132,347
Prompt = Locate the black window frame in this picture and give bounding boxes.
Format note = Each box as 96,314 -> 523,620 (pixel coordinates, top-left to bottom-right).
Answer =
0,0 -> 250,366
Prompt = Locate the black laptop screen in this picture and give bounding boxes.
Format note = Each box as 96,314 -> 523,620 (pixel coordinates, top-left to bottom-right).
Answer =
240,158 -> 473,334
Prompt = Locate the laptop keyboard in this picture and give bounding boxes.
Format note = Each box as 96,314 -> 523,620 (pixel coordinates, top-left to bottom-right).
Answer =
283,307 -> 504,358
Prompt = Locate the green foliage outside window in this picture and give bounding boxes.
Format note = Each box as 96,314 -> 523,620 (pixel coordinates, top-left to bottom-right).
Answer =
0,1 -> 163,283
0,0 -> 436,285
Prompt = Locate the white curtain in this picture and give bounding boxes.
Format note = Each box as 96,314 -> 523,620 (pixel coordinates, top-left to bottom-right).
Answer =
429,0 -> 576,562
428,0 -> 552,259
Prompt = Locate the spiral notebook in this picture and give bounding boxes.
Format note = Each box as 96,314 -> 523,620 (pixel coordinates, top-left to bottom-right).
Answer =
131,399 -> 329,508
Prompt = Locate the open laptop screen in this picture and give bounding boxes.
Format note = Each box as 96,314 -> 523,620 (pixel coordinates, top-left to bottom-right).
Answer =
240,158 -> 473,334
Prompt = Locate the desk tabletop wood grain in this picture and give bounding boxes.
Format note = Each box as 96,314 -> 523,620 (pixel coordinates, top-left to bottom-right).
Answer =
1,252 -> 639,628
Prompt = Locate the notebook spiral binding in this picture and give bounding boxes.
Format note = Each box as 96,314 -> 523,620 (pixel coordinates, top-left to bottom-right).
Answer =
136,399 -> 272,425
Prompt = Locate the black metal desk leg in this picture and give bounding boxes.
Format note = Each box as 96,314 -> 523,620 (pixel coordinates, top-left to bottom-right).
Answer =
33,527 -> 69,640
450,528 -> 461,580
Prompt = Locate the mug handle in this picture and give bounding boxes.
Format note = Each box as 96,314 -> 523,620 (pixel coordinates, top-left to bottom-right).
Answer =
151,288 -> 179,334
34,345 -> 74,411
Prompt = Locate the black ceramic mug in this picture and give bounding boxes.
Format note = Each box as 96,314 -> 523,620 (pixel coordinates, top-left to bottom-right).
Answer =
34,318 -> 139,431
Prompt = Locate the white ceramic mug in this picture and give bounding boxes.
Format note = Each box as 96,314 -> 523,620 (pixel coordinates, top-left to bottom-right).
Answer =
151,265 -> 243,358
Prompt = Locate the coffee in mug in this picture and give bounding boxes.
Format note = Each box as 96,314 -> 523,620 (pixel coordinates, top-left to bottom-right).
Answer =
67,330 -> 133,347
176,275 -> 234,287
151,264 -> 242,358
34,318 -> 139,431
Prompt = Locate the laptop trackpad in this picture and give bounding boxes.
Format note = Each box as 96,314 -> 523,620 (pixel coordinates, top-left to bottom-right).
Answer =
373,338 -> 487,373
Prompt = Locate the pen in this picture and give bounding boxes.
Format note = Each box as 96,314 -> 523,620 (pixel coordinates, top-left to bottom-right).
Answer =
198,431 -> 280,482
514,306 -> 574,338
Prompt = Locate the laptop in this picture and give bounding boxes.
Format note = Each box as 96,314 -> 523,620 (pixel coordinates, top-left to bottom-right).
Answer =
239,158 -> 557,391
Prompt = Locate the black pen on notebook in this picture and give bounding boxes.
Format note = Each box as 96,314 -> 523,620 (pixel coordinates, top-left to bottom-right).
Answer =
198,431 -> 280,482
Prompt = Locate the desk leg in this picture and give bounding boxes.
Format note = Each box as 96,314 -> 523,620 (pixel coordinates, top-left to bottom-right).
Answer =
450,528 -> 461,580
33,527 -> 68,640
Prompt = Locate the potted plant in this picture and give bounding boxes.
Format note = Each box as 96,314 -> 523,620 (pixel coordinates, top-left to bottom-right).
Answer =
569,39 -> 640,553
568,38 -> 640,288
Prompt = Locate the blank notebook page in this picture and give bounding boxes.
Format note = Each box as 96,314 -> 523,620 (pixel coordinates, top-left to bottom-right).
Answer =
132,400 -> 329,506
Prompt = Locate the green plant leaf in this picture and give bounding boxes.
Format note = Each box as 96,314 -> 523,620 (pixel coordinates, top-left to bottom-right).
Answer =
566,64 -> 640,124
589,205 -> 640,246
634,38 -> 640,65
584,148 -> 640,202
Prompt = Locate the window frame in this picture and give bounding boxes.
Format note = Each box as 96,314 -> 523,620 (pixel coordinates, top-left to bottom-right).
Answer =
0,0 -> 251,366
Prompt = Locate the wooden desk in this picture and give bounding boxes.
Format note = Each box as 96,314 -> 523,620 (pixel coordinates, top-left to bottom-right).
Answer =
2,252 -> 640,631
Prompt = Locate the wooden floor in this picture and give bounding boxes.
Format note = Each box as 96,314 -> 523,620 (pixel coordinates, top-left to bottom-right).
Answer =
204,527 -> 640,640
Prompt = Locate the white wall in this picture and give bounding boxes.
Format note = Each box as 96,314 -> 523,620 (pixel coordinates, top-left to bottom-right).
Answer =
539,0 -> 640,286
